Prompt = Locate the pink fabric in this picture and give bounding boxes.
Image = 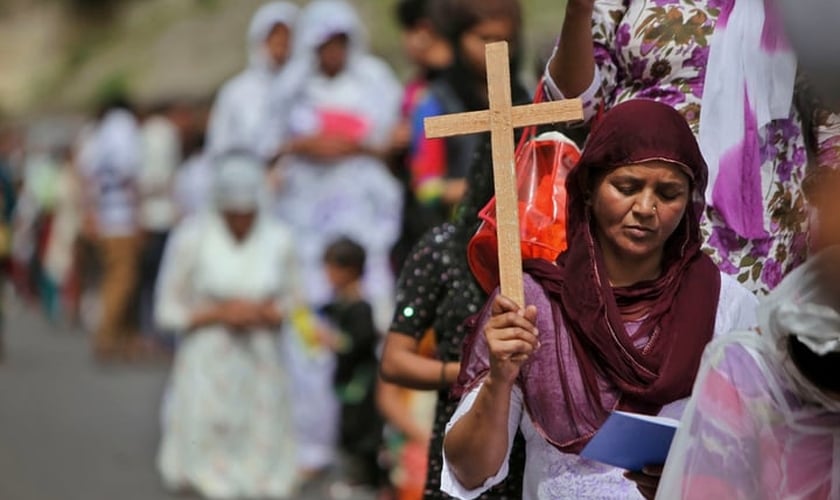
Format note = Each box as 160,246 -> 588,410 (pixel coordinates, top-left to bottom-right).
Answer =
659,334 -> 840,499
711,92 -> 767,239
318,109 -> 370,142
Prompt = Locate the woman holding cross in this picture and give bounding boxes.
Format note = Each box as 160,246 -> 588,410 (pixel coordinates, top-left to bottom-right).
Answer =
440,100 -> 757,499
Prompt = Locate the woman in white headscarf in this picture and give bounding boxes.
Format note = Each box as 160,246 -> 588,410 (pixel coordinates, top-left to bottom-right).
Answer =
156,152 -> 299,499
206,2 -> 298,156
261,0 -> 403,325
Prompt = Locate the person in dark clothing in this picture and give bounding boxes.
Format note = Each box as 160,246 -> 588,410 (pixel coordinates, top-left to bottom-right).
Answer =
320,237 -> 384,489
389,0 -> 454,276
379,2 -> 530,496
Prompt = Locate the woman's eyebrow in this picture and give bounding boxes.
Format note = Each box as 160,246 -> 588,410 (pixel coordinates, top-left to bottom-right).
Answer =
609,174 -> 641,183
656,180 -> 688,190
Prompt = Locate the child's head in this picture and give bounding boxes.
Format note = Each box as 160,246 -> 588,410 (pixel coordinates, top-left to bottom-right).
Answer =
396,0 -> 452,71
323,237 -> 366,290
431,0 -> 522,77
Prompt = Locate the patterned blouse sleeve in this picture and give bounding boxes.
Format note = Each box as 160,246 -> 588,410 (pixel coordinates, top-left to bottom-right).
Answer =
812,107 -> 840,170
543,0 -> 629,124
388,229 -> 445,339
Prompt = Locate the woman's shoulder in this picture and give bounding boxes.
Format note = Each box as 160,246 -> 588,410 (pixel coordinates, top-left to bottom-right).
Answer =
412,223 -> 458,253
255,216 -> 296,245
355,54 -> 398,81
165,212 -> 217,255
216,69 -> 260,102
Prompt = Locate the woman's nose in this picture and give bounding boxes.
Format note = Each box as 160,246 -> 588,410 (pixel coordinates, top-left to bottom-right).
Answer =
633,192 -> 656,217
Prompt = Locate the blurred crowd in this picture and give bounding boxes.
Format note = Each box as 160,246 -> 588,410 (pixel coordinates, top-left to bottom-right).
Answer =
0,0 -> 540,498
5,0 -> 839,498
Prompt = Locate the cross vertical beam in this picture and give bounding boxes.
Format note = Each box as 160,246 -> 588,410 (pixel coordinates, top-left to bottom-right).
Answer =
485,42 -> 524,308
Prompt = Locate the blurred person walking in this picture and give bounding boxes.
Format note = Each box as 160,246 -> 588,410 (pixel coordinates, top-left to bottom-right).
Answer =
260,0 -> 402,476
262,0 -> 402,323
42,146 -> 85,324
156,152 -> 299,499
318,237 -> 385,493
0,126 -> 18,360
389,0 -> 454,275
137,101 -> 190,353
77,98 -> 143,360
173,131 -> 213,219
206,1 -> 298,157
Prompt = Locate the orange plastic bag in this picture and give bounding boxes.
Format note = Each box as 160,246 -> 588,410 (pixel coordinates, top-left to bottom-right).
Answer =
468,130 -> 581,294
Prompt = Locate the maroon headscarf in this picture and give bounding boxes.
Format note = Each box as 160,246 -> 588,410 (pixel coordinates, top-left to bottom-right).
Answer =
456,99 -> 722,453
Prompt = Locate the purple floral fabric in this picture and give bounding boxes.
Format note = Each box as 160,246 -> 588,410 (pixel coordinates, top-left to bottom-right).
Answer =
552,0 -> 840,294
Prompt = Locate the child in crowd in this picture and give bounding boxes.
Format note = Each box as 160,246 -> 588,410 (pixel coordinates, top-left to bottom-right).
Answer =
319,237 -> 384,490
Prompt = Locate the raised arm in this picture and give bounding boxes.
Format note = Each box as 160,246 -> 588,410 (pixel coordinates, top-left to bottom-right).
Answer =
545,0 -> 628,123
442,294 -> 539,491
548,0 -> 597,98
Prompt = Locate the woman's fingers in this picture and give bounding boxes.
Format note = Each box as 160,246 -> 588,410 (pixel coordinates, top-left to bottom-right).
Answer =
487,310 -> 538,334
487,324 -> 539,348
490,293 -> 521,315
624,465 -> 662,500
490,338 -> 538,358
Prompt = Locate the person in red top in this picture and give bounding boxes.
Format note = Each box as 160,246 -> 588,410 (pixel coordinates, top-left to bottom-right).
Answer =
389,0 -> 454,275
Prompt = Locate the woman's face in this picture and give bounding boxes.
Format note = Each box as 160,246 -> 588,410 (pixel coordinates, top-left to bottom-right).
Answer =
318,33 -> 349,78
591,161 -> 691,263
223,211 -> 256,242
459,18 -> 516,77
265,23 -> 292,66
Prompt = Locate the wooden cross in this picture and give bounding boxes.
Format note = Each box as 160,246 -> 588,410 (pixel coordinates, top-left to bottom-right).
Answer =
424,41 -> 583,307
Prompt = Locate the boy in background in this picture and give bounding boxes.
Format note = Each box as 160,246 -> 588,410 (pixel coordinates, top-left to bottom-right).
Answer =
319,237 -> 383,491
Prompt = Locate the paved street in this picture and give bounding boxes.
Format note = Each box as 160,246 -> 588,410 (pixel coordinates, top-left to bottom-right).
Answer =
0,300 -> 374,500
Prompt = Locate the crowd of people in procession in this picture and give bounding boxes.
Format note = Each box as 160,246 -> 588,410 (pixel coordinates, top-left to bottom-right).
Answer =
1,0 -> 840,498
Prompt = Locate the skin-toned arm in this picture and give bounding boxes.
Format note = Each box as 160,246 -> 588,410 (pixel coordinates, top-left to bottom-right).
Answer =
380,333 -> 460,390
548,1 -> 597,97
443,295 -> 539,490
375,378 -> 431,444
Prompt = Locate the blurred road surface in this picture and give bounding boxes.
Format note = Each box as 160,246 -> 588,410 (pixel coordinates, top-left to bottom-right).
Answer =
0,299 -> 375,500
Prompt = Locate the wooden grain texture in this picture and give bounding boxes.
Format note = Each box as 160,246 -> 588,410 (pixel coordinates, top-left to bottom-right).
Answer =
421,41 -> 583,308
424,99 -> 584,139
486,42 -> 525,308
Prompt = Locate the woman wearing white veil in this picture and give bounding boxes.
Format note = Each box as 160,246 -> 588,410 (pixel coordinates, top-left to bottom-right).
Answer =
156,153 -> 299,499
259,0 -> 403,477
206,2 -> 298,156
262,0 -> 402,320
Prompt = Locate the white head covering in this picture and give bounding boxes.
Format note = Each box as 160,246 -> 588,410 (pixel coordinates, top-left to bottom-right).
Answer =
247,1 -> 299,70
259,0 -> 402,156
293,0 -> 366,56
213,152 -> 267,213
758,245 -> 840,409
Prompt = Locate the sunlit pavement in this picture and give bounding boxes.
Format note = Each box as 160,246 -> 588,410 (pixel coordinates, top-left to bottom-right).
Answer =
0,299 -> 375,500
